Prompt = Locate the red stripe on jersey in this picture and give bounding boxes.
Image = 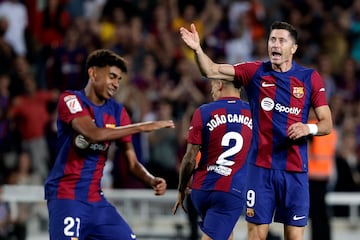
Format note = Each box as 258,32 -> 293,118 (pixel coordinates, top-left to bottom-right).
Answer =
210,108 -> 228,191
255,75 -> 277,168
215,108 -> 253,191
286,76 -> 306,171
57,148 -> 85,199
310,71 -> 328,107
88,154 -> 106,202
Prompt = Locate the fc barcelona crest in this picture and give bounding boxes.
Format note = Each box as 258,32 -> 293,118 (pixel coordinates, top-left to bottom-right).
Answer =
292,87 -> 304,98
246,208 -> 255,217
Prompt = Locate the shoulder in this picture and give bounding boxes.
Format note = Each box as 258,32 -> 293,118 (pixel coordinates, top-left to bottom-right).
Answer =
58,91 -> 83,112
234,60 -> 264,69
233,60 -> 265,81
198,101 -> 216,112
239,100 -> 251,109
292,62 -> 317,75
106,98 -> 126,111
59,90 -> 81,104
60,90 -> 77,98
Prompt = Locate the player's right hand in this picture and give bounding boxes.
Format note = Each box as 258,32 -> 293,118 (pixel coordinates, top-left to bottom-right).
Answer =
144,120 -> 175,132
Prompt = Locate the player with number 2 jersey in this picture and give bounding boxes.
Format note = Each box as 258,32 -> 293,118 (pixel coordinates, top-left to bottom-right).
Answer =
173,79 -> 252,240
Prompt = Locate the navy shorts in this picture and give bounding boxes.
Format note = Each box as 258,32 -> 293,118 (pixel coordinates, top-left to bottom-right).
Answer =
245,164 -> 309,226
47,198 -> 136,240
191,189 -> 244,240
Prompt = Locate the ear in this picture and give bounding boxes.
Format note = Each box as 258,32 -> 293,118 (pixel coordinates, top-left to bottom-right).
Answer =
88,67 -> 95,81
291,44 -> 298,55
217,80 -> 224,90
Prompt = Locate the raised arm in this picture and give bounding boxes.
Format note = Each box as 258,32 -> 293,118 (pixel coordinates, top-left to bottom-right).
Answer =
179,23 -> 235,80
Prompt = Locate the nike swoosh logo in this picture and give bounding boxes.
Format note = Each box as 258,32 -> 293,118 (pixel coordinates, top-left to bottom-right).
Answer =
131,233 -> 136,239
262,82 -> 275,87
293,215 -> 306,221
319,88 -> 325,92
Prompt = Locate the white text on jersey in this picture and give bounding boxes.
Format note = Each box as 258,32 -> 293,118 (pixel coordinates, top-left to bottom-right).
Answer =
207,114 -> 252,131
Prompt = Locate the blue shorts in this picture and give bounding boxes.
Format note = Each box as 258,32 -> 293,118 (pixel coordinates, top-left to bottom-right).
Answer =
190,189 -> 244,240
245,164 -> 309,226
47,198 -> 136,240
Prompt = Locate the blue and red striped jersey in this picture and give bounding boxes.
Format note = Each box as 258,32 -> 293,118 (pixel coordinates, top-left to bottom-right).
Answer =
234,61 -> 328,172
188,97 -> 252,197
44,90 -> 131,202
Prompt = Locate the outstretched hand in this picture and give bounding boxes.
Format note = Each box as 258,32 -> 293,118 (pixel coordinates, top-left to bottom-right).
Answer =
179,23 -> 201,51
143,120 -> 175,132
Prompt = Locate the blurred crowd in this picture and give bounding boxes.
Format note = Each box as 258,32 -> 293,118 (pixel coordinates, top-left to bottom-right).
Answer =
0,0 -> 360,238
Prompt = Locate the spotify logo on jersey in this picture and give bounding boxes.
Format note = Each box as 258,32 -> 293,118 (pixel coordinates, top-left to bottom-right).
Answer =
261,97 -> 275,111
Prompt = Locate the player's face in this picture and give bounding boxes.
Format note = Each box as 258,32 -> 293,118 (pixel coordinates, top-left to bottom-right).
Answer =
92,66 -> 123,100
268,29 -> 298,69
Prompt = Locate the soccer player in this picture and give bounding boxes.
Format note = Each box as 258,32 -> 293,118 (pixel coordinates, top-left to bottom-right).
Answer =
179,21 -> 333,240
44,49 -> 174,240
173,78 -> 252,240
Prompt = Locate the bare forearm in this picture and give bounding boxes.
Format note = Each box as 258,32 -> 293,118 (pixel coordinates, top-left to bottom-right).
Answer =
194,47 -> 215,77
85,123 -> 147,142
177,144 -> 198,192
314,105 -> 333,136
178,158 -> 195,192
75,120 -> 174,143
314,118 -> 333,136
129,161 -> 155,186
194,48 -> 235,81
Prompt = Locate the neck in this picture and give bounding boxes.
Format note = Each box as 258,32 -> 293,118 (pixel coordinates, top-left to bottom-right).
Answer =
272,60 -> 293,72
219,90 -> 240,99
84,84 -> 104,106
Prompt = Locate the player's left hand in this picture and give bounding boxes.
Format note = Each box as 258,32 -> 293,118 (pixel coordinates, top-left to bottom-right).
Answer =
172,186 -> 191,215
288,122 -> 309,140
151,177 -> 167,196
172,190 -> 187,215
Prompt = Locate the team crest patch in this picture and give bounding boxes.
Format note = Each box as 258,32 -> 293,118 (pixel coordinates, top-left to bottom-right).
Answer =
105,124 -> 116,129
292,87 -> 304,98
246,208 -> 254,217
64,95 -> 83,114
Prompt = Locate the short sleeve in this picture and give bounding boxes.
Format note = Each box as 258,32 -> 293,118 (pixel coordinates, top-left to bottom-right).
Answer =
310,70 -> 328,108
187,108 -> 203,145
117,106 -> 132,143
58,92 -> 89,124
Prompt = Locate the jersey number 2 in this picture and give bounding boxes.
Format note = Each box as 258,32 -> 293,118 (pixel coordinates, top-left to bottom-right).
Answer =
216,131 -> 243,166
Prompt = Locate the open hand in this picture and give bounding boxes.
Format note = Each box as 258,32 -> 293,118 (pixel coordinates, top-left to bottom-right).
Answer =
179,23 -> 200,51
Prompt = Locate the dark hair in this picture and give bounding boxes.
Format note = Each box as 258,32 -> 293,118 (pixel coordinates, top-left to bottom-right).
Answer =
270,21 -> 298,44
85,49 -> 128,73
220,79 -> 242,89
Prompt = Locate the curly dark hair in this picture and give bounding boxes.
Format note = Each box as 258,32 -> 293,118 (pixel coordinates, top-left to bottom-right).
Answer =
85,49 -> 128,73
